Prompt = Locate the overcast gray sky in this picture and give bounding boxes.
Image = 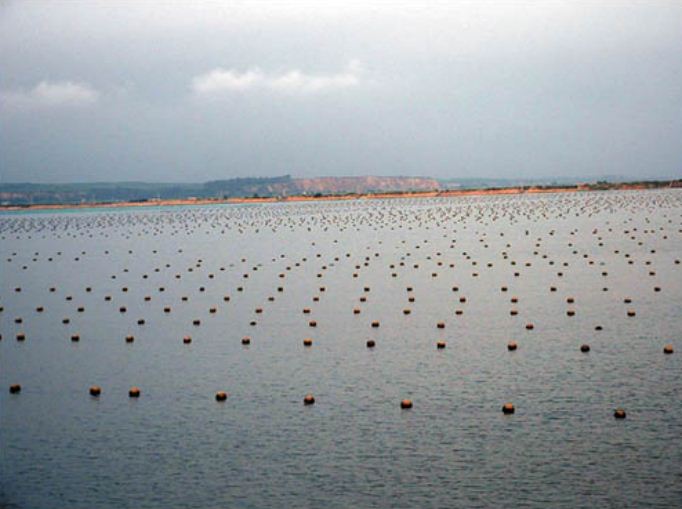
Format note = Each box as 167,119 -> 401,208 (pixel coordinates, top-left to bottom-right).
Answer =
1,1 -> 681,183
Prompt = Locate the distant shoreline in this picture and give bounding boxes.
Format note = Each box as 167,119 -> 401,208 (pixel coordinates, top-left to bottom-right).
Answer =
0,182 -> 678,212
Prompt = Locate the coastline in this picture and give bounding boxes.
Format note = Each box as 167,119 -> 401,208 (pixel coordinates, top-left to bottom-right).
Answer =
0,182 -> 670,212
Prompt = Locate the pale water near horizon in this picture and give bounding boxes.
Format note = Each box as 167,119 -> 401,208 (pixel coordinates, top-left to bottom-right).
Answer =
1,190 -> 681,508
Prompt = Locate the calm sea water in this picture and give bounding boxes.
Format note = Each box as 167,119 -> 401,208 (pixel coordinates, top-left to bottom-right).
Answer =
1,190 -> 681,508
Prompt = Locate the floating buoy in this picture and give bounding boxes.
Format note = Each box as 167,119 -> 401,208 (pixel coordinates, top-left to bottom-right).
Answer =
436,322 -> 445,329
16,333 -> 26,341
303,338 -> 313,347
525,323 -> 534,330
400,399 -> 413,409
128,387 -> 141,398
436,341 -> 446,349
309,320 -> 317,327
71,334 -> 80,342
502,403 -> 515,414
215,391 -> 228,402
614,408 -> 626,419
241,336 -> 251,345
303,393 -> 315,405
183,336 -> 192,344
663,344 -> 674,354
580,344 -> 590,352
125,335 -> 134,343
9,384 -> 21,394
366,339 -> 376,348
89,385 -> 101,397
507,341 -> 518,351
371,321 -> 380,328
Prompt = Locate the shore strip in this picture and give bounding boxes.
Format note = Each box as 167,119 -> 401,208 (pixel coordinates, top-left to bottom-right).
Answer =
0,183 -> 673,212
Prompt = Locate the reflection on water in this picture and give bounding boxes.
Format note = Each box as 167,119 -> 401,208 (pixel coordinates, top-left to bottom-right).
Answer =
1,191 -> 681,508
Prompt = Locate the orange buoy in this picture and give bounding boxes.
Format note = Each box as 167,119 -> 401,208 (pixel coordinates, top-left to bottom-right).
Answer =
303,393 -> 315,405
309,320 -> 317,327
125,335 -> 135,343
614,408 -> 626,419
71,334 -> 80,342
241,336 -> 251,345
183,336 -> 192,344
507,341 -> 518,351
303,338 -> 313,347
128,387 -> 141,398
89,385 -> 102,397
502,403 -> 515,414
663,344 -> 674,354
436,322 -> 445,329
371,321 -> 380,328
525,323 -> 534,330
436,340 -> 446,349
400,399 -> 413,409
215,391 -> 228,402
580,344 -> 590,353
9,384 -> 21,394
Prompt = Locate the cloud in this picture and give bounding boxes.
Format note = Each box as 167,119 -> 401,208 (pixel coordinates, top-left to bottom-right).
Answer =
1,81 -> 99,109
191,61 -> 363,96
192,69 -> 265,94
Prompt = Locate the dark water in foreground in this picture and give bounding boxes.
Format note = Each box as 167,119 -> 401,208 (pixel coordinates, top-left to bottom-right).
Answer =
1,191 -> 681,508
